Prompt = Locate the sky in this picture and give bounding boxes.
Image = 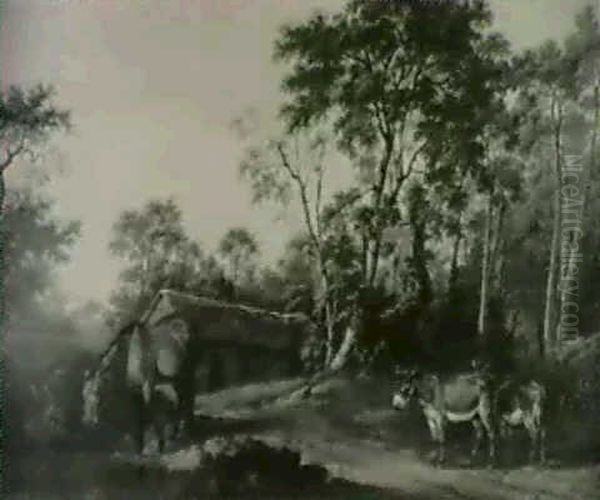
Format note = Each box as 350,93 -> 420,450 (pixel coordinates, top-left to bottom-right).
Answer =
0,0 -> 595,308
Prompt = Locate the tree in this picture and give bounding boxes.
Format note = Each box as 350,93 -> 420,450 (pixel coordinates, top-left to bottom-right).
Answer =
218,227 -> 260,297
268,0 -> 509,368
0,84 -> 70,335
4,185 -> 80,316
532,43 -> 573,356
0,85 -> 70,203
275,235 -> 315,314
559,6 -> 600,348
516,32 -> 589,355
3,183 -> 84,449
240,129 -> 364,367
107,198 -> 205,326
1,87 -> 70,449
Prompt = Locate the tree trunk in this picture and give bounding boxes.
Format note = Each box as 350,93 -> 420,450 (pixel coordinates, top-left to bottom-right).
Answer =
448,227 -> 462,294
543,97 -> 563,356
477,195 -> 494,337
491,201 -> 506,296
583,79 -> 599,225
542,208 -> 560,354
0,171 -> 5,320
323,300 -> 336,367
286,310 -> 359,401
536,320 -> 545,358
329,322 -> 357,371
412,219 -> 432,309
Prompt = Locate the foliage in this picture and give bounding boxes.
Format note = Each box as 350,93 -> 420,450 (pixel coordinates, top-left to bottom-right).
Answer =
243,0 -> 515,369
0,84 -> 70,172
107,198 -> 207,326
218,227 -> 260,293
4,186 -> 80,314
3,183 -> 93,449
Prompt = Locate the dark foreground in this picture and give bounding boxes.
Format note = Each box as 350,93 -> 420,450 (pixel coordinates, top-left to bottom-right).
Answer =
7,376 -> 599,499
7,443 -> 420,500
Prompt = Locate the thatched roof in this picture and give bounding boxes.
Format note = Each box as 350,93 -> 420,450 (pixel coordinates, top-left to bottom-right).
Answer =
141,289 -> 314,351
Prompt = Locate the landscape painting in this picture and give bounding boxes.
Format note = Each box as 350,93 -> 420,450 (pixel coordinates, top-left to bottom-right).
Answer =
1,1 -> 599,498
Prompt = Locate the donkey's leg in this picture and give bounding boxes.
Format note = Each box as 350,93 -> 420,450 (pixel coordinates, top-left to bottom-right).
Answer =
436,421 -> 446,466
471,418 -> 484,461
179,367 -> 196,438
424,414 -> 440,465
132,392 -> 146,455
155,420 -> 165,454
535,403 -> 546,465
524,418 -> 538,464
539,425 -> 547,464
479,396 -> 497,466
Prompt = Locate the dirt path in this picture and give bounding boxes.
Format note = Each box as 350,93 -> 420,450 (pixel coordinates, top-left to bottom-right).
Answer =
246,429 -> 598,500
188,378 -> 599,500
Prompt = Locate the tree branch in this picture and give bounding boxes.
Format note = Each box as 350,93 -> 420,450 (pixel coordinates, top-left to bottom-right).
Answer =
276,143 -> 321,255
315,165 -> 324,239
0,138 -> 27,172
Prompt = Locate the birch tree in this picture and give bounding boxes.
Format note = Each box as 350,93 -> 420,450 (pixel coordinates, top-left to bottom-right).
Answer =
272,0 -> 509,367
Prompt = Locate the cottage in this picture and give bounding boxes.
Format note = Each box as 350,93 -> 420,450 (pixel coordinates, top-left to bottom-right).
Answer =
83,290 -> 316,443
139,289 -> 313,390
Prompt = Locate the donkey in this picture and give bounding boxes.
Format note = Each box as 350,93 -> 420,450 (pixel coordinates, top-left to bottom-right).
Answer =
494,378 -> 547,464
82,318 -> 197,454
392,368 -> 497,466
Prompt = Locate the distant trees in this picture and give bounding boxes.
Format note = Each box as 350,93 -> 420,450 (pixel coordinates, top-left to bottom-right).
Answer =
107,198 -> 205,326
107,199 -> 265,326
218,227 -> 259,298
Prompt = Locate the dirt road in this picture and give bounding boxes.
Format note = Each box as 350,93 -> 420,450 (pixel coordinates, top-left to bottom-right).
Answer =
246,429 -> 598,500
189,377 -> 599,500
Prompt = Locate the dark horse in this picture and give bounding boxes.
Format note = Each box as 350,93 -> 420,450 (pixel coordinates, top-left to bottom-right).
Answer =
82,318 -> 196,454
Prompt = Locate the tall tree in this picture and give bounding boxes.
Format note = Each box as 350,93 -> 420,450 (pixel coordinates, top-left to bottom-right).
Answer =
272,0 -> 509,367
559,6 -> 600,347
240,131 -> 345,365
517,40 -> 578,355
3,183 -> 82,448
0,86 -> 69,457
0,84 -> 69,332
